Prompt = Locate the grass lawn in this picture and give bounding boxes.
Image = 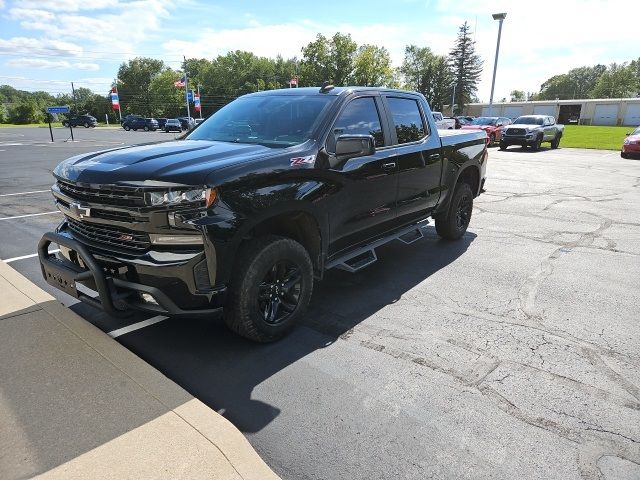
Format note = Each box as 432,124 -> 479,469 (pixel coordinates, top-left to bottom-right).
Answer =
0,122 -> 62,128
561,125 -> 631,151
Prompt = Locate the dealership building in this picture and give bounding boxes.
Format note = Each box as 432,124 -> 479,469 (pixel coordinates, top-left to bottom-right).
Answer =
461,98 -> 640,126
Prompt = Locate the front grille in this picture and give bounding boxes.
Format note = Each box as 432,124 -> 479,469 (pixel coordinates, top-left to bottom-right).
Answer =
66,217 -> 150,253
57,180 -> 145,207
506,128 -> 526,135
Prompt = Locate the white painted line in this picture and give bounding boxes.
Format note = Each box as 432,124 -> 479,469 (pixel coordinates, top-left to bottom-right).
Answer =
108,315 -> 169,338
0,211 -> 60,220
3,249 -> 59,263
0,189 -> 50,197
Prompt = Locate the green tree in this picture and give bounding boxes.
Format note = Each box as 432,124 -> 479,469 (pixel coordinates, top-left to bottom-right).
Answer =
117,57 -> 165,116
510,90 -> 525,102
148,69 -> 184,117
9,98 -> 45,124
448,22 -> 483,113
352,45 -> 395,87
401,45 -> 452,112
300,32 -> 357,86
592,63 -> 639,98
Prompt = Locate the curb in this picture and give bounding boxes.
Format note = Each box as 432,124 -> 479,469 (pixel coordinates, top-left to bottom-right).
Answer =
0,261 -> 280,480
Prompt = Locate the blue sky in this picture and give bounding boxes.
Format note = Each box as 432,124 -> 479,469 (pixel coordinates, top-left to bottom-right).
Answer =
0,0 -> 637,101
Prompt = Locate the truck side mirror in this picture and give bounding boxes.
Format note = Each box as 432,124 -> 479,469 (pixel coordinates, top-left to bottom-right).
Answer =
335,134 -> 376,160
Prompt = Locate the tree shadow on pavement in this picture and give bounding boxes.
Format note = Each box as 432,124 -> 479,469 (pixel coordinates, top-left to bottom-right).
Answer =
117,228 -> 476,433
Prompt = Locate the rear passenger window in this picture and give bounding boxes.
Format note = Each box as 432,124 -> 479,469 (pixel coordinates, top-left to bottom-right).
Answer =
330,97 -> 385,149
387,97 -> 426,144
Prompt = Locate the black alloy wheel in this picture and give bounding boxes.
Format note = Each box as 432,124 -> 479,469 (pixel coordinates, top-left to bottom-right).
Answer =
435,182 -> 474,240
455,191 -> 472,231
258,260 -> 302,325
531,136 -> 542,151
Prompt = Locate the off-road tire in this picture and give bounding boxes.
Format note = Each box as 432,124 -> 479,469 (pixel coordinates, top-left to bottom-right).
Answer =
225,235 -> 313,342
435,182 -> 474,240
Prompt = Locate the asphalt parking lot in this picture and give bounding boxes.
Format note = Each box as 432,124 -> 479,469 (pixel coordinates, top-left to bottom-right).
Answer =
1,126 -> 639,479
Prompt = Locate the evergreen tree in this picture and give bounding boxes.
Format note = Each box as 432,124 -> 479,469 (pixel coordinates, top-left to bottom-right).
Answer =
448,22 -> 483,112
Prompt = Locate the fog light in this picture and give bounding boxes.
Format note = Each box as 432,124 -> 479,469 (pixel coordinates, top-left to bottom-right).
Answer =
149,234 -> 204,245
141,293 -> 159,305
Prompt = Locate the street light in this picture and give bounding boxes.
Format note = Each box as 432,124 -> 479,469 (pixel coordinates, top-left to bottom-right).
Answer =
488,12 -> 507,117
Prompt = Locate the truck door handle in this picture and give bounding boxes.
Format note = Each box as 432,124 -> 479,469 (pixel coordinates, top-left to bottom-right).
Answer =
382,162 -> 396,171
428,153 -> 440,160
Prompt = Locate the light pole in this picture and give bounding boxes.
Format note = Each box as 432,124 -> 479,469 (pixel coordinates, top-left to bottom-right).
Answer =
488,12 -> 507,117
451,83 -> 457,116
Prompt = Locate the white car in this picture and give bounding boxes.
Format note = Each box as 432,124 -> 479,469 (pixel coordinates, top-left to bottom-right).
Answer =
432,112 -> 456,129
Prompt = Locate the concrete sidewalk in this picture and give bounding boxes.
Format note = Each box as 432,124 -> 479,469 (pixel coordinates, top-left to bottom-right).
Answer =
0,261 -> 280,480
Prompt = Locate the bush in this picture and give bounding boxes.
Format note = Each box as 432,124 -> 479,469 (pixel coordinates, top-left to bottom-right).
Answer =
9,98 -> 46,124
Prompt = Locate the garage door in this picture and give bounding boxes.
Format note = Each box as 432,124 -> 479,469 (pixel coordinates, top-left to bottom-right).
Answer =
533,105 -> 556,116
503,106 -> 523,120
622,104 -> 640,126
593,104 -> 618,125
481,106 -> 500,117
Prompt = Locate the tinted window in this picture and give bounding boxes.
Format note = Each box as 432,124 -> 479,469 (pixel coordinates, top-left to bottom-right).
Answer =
188,94 -> 335,148
330,97 -> 384,149
387,97 -> 426,144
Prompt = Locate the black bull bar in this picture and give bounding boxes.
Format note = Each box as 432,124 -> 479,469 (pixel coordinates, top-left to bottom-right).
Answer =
38,232 -> 223,318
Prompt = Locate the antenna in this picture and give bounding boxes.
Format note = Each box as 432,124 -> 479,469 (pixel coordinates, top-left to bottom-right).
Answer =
320,81 -> 334,93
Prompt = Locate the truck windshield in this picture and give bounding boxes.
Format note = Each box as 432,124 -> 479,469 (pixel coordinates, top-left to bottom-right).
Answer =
471,117 -> 497,126
514,116 -> 544,125
186,95 -> 335,148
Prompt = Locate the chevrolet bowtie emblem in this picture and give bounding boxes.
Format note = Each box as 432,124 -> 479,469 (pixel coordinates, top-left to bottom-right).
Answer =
69,202 -> 91,219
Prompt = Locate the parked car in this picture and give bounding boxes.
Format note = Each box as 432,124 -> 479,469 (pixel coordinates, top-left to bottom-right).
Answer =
462,116 -> 512,146
621,126 -> 640,158
456,116 -> 475,126
122,117 -> 159,131
164,118 -> 182,133
500,115 -> 564,151
62,114 -> 97,128
178,116 -> 196,130
156,118 -> 168,130
120,114 -> 142,126
194,118 -> 205,125
432,111 -> 456,129
39,85 -> 487,342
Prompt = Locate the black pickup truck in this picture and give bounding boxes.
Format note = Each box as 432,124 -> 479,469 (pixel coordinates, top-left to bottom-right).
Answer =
38,86 -> 487,342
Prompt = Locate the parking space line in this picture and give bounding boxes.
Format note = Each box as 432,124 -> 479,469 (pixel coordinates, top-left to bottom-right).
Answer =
3,250 -> 59,263
0,211 -> 60,220
108,316 -> 169,338
0,190 -> 50,198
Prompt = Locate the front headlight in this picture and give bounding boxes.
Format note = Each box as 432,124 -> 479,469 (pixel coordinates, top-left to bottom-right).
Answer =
147,187 -> 217,207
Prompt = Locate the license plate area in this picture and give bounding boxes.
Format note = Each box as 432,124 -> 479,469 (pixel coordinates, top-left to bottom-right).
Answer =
42,259 -> 79,298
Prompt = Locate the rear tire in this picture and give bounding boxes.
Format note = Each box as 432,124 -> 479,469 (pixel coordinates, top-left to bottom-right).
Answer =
551,134 -> 561,149
124,125 -> 130,131
144,126 -> 149,131
225,235 -> 313,342
435,182 -> 474,240
62,121 -> 69,128
84,122 -> 90,128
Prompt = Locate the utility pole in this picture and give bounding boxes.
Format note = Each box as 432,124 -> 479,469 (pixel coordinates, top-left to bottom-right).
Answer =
451,83 -> 457,116
71,82 -> 77,113
184,56 -> 191,120
488,13 -> 507,117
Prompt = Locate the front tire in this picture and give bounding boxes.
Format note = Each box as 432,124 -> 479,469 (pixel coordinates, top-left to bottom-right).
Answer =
124,125 -> 130,131
531,135 -> 542,151
621,152 -> 630,159
62,121 -> 69,127
225,235 -> 313,342
435,182 -> 474,240
499,141 -> 507,150
551,134 -> 561,149
84,122 -> 90,128
144,126 -> 149,131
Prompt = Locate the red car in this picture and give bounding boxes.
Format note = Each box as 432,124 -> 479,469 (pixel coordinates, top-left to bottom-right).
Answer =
621,126 -> 640,158
461,116 -> 512,146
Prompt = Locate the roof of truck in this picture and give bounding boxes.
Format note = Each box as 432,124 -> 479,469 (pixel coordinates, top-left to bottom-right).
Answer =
245,86 -> 421,97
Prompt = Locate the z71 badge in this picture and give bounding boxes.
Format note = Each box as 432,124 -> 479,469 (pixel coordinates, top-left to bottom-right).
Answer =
290,155 -> 315,167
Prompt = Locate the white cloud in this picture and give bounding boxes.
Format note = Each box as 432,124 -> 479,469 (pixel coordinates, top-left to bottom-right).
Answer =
0,37 -> 83,57
0,0 -> 6,9
17,0 -> 119,12
8,7 -> 56,22
7,58 -> 99,71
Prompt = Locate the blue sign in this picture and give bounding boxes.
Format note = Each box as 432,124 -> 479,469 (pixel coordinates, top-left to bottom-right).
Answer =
186,90 -> 194,102
47,106 -> 70,114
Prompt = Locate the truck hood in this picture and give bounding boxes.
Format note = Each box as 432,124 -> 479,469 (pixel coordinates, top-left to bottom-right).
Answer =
507,123 -> 542,130
53,140 -> 274,185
